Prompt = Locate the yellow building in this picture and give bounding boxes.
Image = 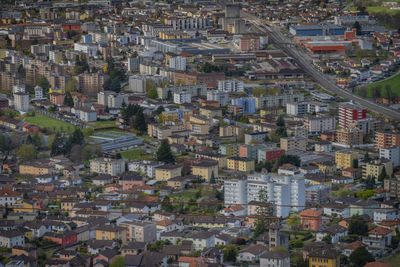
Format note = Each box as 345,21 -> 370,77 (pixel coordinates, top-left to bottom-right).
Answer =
362,159 -> 393,179
61,200 -> 79,211
227,157 -> 255,172
19,161 -> 53,176
192,160 -> 218,181
159,31 -> 191,40
196,152 -> 227,169
220,144 -> 238,157
308,248 -> 340,267
155,164 -> 183,181
199,106 -> 222,119
161,111 -> 180,123
13,199 -> 37,213
335,150 -> 359,169
95,225 -> 127,244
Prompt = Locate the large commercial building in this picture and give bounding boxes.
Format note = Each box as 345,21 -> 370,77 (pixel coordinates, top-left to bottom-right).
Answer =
224,173 -> 305,217
90,131 -> 144,152
289,24 -> 345,36
90,158 -> 126,176
338,103 -> 367,129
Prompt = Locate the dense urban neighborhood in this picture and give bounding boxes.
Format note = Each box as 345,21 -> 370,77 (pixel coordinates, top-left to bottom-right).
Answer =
0,0 -> 400,266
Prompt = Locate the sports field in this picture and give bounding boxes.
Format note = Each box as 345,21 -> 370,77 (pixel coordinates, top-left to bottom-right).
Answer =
25,115 -> 74,132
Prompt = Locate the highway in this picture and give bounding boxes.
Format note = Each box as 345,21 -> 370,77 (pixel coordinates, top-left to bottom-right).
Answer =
240,12 -> 400,121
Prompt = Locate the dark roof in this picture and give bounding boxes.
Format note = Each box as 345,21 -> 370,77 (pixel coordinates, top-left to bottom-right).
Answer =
99,248 -> 118,259
239,245 -> 268,255
308,248 -> 340,259
119,171 -> 144,181
260,251 -> 290,259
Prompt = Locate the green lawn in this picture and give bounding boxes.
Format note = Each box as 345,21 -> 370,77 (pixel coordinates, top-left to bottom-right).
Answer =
365,72 -> 400,98
367,6 -> 400,15
383,251 -> 400,266
25,115 -> 74,132
88,120 -> 116,129
120,149 -> 154,160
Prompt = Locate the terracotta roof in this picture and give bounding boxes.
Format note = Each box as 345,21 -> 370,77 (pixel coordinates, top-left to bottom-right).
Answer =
369,227 -> 391,236
344,241 -> 366,250
378,220 -> 400,227
156,219 -> 174,227
299,209 -> 322,217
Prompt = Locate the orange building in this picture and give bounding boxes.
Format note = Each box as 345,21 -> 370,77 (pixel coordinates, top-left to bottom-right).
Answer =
50,92 -> 65,106
299,209 -> 323,231
375,131 -> 400,148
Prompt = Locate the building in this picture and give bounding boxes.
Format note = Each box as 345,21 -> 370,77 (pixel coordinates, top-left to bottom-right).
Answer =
173,92 -> 191,104
19,160 -> 53,176
286,102 -> 329,115
219,125 -> 243,137
225,173 -> 305,217
155,164 -> 182,181
77,72 -> 104,97
0,230 -> 25,248
316,225 -> 348,243
335,128 -> 363,146
375,131 -> 400,149
338,103 -> 367,129
192,160 -> 218,182
119,220 -> 156,243
307,248 -> 340,267
335,150 -> 359,169
50,93 -> 65,106
217,80 -> 244,92
76,108 -> 97,122
90,131 -> 144,152
157,84 -> 206,100
384,176 -> 400,199
227,157 -> 255,172
207,90 -> 229,107
380,146 -> 400,167
245,132 -> 268,145
362,159 -> 393,180
280,137 -> 307,151
169,56 -> 186,71
257,148 -> 286,162
255,92 -> 304,109
128,161 -> 164,178
89,158 -> 126,176
303,116 -> 335,135
13,92 -> 29,112
231,97 -> 256,113
95,225 -> 127,245
306,184 -> 331,205
299,209 -> 323,230
289,24 -> 345,36
260,251 -> 290,267
239,35 -> 260,51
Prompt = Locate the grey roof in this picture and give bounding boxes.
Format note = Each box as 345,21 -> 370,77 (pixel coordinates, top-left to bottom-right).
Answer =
260,250 -> 290,259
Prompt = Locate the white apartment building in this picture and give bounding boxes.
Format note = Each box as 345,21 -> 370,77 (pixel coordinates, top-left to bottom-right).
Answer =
13,85 -> 25,94
286,102 -> 329,116
380,146 -> 400,167
169,56 -> 186,71
173,92 -> 191,104
13,92 -> 30,112
34,86 -> 44,100
303,116 -> 336,135
90,158 -> 126,176
128,160 -> 165,178
218,80 -> 244,92
207,90 -> 229,107
74,43 -> 98,57
224,173 -> 305,218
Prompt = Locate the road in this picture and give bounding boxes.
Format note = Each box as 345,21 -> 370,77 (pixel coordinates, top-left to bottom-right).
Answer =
214,3 -> 400,121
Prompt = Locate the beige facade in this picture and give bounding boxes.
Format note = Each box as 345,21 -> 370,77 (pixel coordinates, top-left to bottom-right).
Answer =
192,161 -> 218,181
280,137 -> 307,151
155,164 -> 182,181
362,159 -> 393,179
120,221 -> 156,243
90,158 -> 126,176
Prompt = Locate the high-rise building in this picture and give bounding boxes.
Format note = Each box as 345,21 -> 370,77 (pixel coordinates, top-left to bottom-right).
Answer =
77,72 -> 104,97
224,173 -> 305,217
338,102 -> 366,128
169,56 -> 186,71
13,92 -> 30,112
375,131 -> 400,149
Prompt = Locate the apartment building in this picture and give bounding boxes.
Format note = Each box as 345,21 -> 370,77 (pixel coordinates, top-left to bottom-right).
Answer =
77,72 -> 105,97
245,132 -> 268,145
362,159 -> 393,179
280,137 -> 307,151
239,35 -> 260,51
128,160 -> 165,178
335,128 -> 363,146
286,102 -> 329,115
227,157 -> 255,172
303,116 -> 335,135
207,90 -> 229,107
219,125 -> 243,137
217,80 -> 244,92
255,92 -> 304,109
192,160 -> 218,181
89,158 -> 126,176
375,131 -> 400,149
13,92 -> 30,112
384,176 -> 400,199
155,164 -> 182,181
119,220 -> 156,243
335,151 -> 359,169
380,146 -> 400,167
173,92 -> 191,104
224,173 -> 305,217
157,84 -> 206,100
338,102 -> 366,128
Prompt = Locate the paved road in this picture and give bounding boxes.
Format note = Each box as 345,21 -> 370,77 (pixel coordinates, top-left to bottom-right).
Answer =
242,13 -> 400,121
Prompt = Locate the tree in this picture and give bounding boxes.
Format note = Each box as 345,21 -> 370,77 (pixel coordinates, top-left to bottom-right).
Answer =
110,256 -> 125,267
348,215 -> 369,236
365,176 -> 375,190
276,115 -> 285,127
210,171 -> 216,184
364,152 -> 370,163
156,139 -> 175,164
51,133 -> 70,156
65,77 -> 78,92
322,234 -> 332,244
352,21 -> 362,35
349,247 -> 374,267
352,159 -> 358,169
37,76 -> 50,93
378,166 -> 387,182
17,144 -> 37,161
287,214 -> 301,238
133,109 -> 147,133
252,87 -> 266,97
69,144 -> 83,163
155,106 -> 164,115
64,92 -> 74,107
69,128 -> 84,146
223,244 -> 237,262
148,88 -> 158,99
32,133 -> 41,148
356,189 -> 377,200
279,154 -> 301,167
254,189 -> 275,238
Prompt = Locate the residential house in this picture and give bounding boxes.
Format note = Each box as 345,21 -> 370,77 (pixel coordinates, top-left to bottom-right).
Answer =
119,172 -> 146,191
119,220 -> 157,243
186,231 -> 215,250
299,209 -> 323,231
0,230 -> 25,248
95,225 -> 127,245
155,164 -> 182,181
307,248 -> 340,267
237,245 -> 268,262
192,160 -> 218,182
260,251 -> 290,267
316,225 -> 348,243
